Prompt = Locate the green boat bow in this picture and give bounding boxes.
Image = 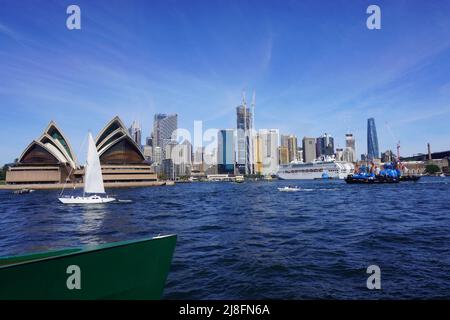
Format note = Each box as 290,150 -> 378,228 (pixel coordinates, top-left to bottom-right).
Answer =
0,235 -> 177,300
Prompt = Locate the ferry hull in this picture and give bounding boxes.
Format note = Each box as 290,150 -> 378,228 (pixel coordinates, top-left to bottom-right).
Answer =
0,235 -> 177,300
277,161 -> 354,180
277,172 -> 348,180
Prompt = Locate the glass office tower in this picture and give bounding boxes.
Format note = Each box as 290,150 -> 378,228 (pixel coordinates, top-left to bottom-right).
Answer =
367,118 -> 380,160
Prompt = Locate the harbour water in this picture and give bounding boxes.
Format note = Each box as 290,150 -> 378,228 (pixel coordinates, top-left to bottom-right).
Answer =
1,177 -> 450,299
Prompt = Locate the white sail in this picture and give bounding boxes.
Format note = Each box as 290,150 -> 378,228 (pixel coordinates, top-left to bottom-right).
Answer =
84,132 -> 105,194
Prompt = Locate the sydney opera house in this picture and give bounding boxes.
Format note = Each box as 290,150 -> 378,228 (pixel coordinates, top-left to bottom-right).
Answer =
5,116 -> 159,188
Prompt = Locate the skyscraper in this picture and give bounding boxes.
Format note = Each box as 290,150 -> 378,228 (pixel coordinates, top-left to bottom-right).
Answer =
128,120 -> 142,147
302,137 -> 317,163
217,129 -> 236,174
193,146 -> 205,172
152,113 -> 178,160
316,133 -> 334,157
344,133 -> 356,162
236,93 -> 254,175
335,148 -> 344,161
367,118 -> 380,160
254,129 -> 279,176
281,134 -> 298,163
280,135 -> 289,148
278,146 -> 289,165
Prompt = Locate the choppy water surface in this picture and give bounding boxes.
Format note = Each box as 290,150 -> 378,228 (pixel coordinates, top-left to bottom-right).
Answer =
1,177 -> 450,299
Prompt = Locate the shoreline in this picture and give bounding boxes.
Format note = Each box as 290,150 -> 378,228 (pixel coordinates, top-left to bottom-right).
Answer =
0,180 -> 175,190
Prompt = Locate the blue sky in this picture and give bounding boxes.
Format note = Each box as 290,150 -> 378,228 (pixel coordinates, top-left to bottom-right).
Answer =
1,0 -> 450,164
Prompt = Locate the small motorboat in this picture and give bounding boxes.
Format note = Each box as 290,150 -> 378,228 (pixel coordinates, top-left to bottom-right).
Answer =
278,186 -> 300,192
14,188 -> 35,194
440,173 -> 446,178
117,199 -> 133,203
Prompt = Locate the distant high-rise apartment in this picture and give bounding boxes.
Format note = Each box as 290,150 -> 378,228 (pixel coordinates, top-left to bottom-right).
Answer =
281,134 -> 298,163
217,129 -> 236,174
367,118 -> 380,160
278,146 -> 289,165
335,148 -> 344,161
316,133 -> 334,157
254,134 -> 262,174
193,146 -> 205,172
297,149 -> 303,162
287,135 -> 298,163
381,150 -> 395,163
172,140 -> 192,177
236,103 -> 253,175
163,140 -> 191,178
254,129 -> 279,176
344,133 -> 356,162
152,113 -> 178,160
280,135 -> 289,148
128,120 -> 142,147
143,145 -> 153,161
302,137 -> 316,163
153,146 -> 162,164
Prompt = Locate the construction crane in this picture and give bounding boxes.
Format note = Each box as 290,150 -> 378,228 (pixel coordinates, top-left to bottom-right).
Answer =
385,121 -> 401,160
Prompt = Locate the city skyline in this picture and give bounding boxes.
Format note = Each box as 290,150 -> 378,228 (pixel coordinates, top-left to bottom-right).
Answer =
1,1 -> 450,165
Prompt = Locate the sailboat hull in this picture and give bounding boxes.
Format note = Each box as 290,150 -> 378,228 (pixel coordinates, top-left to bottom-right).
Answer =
58,195 -> 116,204
0,235 -> 177,300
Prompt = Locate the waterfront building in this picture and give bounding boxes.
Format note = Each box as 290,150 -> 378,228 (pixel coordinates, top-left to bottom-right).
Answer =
344,133 -> 356,162
342,148 -> 354,163
217,129 -> 236,175
161,158 -> 175,180
6,117 -> 158,186
128,120 -> 142,148
143,136 -> 153,161
367,118 -> 380,160
236,95 -> 254,175
192,146 -> 205,173
152,113 -> 178,160
95,116 -> 157,184
335,148 -> 344,161
143,145 -> 153,162
254,134 -> 263,174
174,140 -> 193,177
381,150 -> 395,163
302,137 -> 317,163
316,133 -> 334,157
281,134 -> 298,163
6,121 -> 77,185
162,139 -> 192,178
254,129 -> 279,176
153,146 -> 162,165
278,146 -> 289,165
297,149 -> 303,162
287,135 -> 298,163
280,135 -> 289,148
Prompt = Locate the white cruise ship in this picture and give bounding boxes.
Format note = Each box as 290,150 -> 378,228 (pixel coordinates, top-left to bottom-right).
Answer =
277,157 -> 354,180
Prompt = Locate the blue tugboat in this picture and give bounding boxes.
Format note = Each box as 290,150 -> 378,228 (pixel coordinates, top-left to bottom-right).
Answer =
345,162 -> 419,184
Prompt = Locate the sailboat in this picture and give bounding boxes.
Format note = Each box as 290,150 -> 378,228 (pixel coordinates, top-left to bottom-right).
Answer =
58,132 -> 115,204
